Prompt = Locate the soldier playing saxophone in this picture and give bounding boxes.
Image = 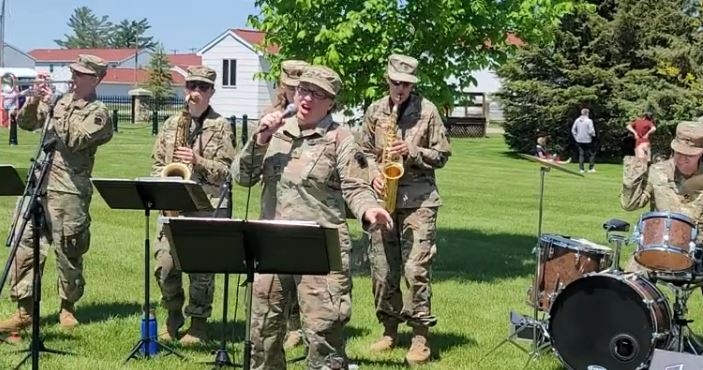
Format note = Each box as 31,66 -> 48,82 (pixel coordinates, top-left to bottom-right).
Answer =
359,54 -> 452,366
151,65 -> 236,345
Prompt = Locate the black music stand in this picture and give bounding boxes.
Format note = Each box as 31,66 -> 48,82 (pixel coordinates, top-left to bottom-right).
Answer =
90,177 -> 213,363
161,217 -> 341,370
1,153 -> 75,370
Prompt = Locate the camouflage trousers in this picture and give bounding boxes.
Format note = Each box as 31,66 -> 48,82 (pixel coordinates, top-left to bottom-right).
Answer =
368,206 -> 438,328
153,211 -> 218,318
250,226 -> 352,370
9,192 -> 92,304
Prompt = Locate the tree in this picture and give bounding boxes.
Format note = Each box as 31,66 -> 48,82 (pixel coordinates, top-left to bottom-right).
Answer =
110,19 -> 158,50
498,0 -> 703,159
248,0 -> 577,112
144,44 -> 174,102
54,6 -> 112,48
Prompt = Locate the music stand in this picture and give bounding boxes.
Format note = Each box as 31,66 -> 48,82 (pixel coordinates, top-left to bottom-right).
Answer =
161,217 -> 341,370
90,177 -> 213,363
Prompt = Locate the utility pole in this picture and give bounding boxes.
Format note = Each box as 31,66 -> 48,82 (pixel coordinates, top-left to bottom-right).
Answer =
0,0 -> 7,67
134,32 -> 139,86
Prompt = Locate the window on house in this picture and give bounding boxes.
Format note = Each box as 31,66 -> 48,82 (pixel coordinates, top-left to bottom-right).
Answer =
222,59 -> 237,87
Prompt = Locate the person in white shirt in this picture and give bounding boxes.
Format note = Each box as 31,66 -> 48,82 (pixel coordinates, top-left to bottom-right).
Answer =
571,108 -> 596,172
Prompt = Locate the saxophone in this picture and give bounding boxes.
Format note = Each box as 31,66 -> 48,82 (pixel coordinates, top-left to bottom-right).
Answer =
160,94 -> 195,217
380,104 -> 405,213
161,94 -> 195,181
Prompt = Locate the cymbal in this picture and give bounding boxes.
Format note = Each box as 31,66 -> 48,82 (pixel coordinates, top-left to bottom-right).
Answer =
517,153 -> 584,177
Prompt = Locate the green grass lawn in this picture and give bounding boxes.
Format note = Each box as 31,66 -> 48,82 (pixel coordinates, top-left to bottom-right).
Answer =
0,125 -> 701,369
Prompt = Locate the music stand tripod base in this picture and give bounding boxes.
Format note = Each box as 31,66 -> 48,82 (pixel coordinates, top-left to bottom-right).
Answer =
90,178 -> 212,364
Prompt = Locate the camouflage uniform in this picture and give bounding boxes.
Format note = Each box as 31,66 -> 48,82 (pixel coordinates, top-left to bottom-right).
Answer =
620,121 -> 703,271
2,55 -> 112,331
359,55 -> 451,334
151,66 -> 236,329
232,65 -> 378,370
261,60 -> 310,342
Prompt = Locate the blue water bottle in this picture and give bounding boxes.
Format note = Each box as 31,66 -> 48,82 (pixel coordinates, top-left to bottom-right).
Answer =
140,309 -> 159,356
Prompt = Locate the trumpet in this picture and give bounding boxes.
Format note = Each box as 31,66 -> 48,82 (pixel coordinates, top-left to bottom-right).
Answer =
1,73 -> 72,93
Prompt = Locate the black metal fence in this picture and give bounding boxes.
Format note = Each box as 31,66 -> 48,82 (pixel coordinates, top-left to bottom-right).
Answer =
98,95 -> 187,124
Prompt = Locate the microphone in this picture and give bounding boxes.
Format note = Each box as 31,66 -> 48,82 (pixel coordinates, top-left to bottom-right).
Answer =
255,103 -> 298,135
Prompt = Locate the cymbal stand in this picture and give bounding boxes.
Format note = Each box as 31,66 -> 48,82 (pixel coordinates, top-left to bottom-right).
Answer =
604,232 -> 626,274
481,166 -> 552,368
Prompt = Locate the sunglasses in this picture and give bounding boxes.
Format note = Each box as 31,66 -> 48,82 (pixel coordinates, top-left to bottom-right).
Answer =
389,79 -> 412,87
186,82 -> 212,91
296,85 -> 331,101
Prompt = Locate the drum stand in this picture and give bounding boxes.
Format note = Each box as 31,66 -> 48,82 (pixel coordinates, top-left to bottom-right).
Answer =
666,282 -> 703,355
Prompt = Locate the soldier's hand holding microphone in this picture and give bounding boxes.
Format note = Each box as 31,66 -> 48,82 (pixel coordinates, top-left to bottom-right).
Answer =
255,104 -> 297,145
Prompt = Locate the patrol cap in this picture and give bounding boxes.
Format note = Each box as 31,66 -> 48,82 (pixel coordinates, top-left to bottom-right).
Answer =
280,60 -> 309,87
299,65 -> 341,97
186,65 -> 217,85
671,121 -> 703,156
387,54 -> 418,84
69,54 -> 108,77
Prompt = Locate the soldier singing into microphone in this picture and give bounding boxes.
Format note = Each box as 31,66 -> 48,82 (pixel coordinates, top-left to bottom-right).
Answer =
359,54 -> 451,365
151,65 -> 236,345
0,55 -> 113,333
232,65 -> 392,370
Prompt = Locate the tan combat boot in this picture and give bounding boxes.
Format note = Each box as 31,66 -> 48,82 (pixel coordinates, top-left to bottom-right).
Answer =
0,298 -> 33,333
369,324 -> 398,352
59,300 -> 79,330
283,329 -> 303,350
405,327 -> 431,366
179,317 -> 207,346
159,309 -> 184,341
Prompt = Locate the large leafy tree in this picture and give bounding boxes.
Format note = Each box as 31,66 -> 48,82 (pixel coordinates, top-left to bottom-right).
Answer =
54,6 -> 113,48
248,0 -> 578,112
109,19 -> 158,50
144,44 -> 174,102
498,0 -> 703,159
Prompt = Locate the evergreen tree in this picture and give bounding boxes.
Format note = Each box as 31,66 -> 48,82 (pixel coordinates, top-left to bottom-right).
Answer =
144,44 -> 173,102
498,0 -> 703,158
110,19 -> 158,50
54,6 -> 112,48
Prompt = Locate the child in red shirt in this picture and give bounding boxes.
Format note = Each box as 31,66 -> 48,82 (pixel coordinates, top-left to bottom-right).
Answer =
627,112 -> 656,162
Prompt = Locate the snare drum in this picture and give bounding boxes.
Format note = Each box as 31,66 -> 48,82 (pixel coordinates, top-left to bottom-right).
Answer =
634,212 -> 699,272
527,234 -> 613,311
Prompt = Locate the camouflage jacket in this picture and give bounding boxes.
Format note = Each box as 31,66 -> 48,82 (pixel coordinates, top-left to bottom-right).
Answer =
621,156 -> 703,225
151,107 -> 236,208
360,93 -> 451,209
18,93 -> 113,196
232,114 -> 378,227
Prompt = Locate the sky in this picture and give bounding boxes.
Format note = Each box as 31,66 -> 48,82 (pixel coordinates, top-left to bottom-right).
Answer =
4,0 -> 259,53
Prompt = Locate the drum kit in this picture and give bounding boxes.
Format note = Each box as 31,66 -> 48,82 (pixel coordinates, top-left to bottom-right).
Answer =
485,155 -> 703,370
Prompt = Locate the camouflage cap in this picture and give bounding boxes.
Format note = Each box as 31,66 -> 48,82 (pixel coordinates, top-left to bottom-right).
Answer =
280,60 -> 309,87
186,65 -> 217,85
387,54 -> 418,84
671,121 -> 703,156
69,54 -> 108,77
299,65 -> 341,97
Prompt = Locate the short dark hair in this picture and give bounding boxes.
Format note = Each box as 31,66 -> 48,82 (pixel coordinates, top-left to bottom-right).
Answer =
644,111 -> 653,120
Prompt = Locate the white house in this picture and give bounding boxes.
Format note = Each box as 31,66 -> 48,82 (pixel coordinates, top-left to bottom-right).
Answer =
2,44 -> 35,69
197,28 -> 277,120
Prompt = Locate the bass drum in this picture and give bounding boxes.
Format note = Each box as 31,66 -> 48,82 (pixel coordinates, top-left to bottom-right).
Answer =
549,273 -> 672,370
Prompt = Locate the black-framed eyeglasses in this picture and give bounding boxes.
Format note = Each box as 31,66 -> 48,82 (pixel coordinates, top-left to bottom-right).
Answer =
389,79 -> 412,87
296,85 -> 330,100
186,81 -> 212,91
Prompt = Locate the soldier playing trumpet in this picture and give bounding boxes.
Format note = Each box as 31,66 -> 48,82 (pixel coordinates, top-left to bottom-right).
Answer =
359,54 -> 452,365
151,65 -> 236,345
0,55 -> 113,332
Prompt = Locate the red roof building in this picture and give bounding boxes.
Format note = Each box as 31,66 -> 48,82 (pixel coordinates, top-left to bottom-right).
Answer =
101,68 -> 186,86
